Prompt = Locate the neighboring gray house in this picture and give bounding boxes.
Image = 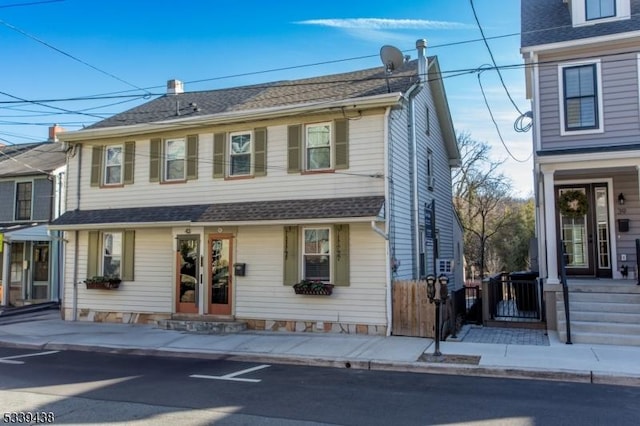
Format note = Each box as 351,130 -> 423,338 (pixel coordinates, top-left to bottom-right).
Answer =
521,0 -> 640,344
0,127 -> 67,307
51,41 -> 462,336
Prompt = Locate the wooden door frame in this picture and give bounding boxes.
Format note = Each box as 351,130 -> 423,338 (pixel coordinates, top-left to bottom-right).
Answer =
208,233 -> 234,316
175,235 -> 200,314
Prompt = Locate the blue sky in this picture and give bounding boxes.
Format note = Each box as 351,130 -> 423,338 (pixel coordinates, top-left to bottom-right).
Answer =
0,0 -> 532,196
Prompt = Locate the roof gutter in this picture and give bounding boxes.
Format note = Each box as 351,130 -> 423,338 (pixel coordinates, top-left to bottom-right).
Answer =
59,93 -> 404,142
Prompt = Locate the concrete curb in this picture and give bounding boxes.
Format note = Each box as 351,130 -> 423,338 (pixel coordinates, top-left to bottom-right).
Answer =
2,340 -> 637,387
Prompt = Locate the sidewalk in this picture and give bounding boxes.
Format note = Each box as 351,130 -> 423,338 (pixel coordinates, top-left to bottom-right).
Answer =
1,312 -> 639,387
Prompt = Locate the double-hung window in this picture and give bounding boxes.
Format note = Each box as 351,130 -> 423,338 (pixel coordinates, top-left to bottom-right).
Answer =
165,138 -> 186,181
102,232 -> 122,277
229,131 -> 252,176
306,123 -> 331,171
303,228 -> 331,281
15,182 -> 32,221
104,145 -> 123,185
586,0 -> 615,20
562,63 -> 600,132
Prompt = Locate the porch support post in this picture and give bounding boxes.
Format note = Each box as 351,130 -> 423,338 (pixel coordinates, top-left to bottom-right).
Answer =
2,240 -> 10,306
543,169 -> 560,285
637,166 -> 640,203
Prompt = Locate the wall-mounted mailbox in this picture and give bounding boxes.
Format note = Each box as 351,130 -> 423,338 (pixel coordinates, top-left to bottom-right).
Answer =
234,263 -> 246,276
618,219 -> 630,233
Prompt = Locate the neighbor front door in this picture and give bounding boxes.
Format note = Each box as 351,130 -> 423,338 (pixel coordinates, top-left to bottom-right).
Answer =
209,234 -> 233,315
176,236 -> 200,314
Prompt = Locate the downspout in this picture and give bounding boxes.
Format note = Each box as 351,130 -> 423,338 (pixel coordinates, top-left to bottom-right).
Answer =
383,106 -> 393,335
72,144 -> 82,320
410,97 -> 420,279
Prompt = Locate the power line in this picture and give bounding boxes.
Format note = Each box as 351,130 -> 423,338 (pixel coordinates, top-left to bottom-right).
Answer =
469,0 -> 525,117
0,18 -> 153,96
0,0 -> 63,8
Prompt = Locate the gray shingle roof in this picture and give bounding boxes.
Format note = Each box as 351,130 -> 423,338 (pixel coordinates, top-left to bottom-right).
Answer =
51,196 -> 385,226
0,142 -> 67,177
87,61 -> 421,129
521,0 -> 640,48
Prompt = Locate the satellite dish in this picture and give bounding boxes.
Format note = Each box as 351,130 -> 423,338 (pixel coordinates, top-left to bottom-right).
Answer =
380,45 -> 404,73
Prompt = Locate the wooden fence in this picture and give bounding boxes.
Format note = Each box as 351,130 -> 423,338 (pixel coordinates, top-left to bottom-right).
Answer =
392,279 -> 440,338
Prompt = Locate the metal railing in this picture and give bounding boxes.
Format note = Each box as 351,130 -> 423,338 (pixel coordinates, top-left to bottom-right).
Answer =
487,273 -> 543,321
452,284 -> 482,325
559,240 -> 572,344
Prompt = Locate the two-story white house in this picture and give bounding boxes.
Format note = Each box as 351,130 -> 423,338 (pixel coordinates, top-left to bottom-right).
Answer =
521,0 -> 640,344
51,41 -> 462,336
1,127 -> 67,307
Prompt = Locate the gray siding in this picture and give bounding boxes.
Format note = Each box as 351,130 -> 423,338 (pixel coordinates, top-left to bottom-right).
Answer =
0,181 -> 15,221
613,171 -> 639,276
32,178 -> 52,221
539,51 -> 640,151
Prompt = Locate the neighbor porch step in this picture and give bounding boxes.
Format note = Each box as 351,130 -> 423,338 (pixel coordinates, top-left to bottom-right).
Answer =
157,316 -> 247,334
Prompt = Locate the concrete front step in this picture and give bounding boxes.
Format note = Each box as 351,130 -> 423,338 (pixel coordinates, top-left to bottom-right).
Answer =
561,292 -> 640,304
557,329 -> 640,346
561,301 -> 640,314
565,310 -> 640,324
157,318 -> 247,334
557,319 -> 640,336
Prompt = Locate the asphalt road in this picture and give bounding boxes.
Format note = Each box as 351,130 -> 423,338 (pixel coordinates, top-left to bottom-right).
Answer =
0,348 -> 638,425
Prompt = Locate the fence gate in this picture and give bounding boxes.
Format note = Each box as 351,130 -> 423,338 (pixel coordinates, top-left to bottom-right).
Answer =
392,280 -> 438,338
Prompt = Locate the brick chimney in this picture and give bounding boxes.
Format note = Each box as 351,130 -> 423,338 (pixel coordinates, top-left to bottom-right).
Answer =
167,79 -> 184,95
48,124 -> 64,142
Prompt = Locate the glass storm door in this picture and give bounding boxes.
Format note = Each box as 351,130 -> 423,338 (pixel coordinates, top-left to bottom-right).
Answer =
557,184 -> 611,277
209,235 -> 233,315
176,236 -> 199,314
31,243 -> 50,300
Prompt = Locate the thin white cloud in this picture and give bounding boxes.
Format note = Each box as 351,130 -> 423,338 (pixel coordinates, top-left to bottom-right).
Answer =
295,18 -> 472,30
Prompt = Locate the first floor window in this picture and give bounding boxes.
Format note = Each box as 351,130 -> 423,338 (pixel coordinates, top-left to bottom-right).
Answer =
165,138 -> 186,181
102,232 -> 122,277
586,0 -> 615,20
104,145 -> 123,185
15,181 -> 32,220
230,131 -> 252,176
303,228 -> 330,281
563,64 -> 598,130
306,123 -> 331,170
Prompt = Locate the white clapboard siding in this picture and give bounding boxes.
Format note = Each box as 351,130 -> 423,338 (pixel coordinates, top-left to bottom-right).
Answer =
234,223 -> 387,325
62,228 -> 174,313
69,115 -> 385,210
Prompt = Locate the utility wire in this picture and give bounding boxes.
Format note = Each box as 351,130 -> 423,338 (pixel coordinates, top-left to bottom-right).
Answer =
469,0 -> 525,117
0,17 -> 153,96
0,0 -> 62,8
477,66 -> 531,163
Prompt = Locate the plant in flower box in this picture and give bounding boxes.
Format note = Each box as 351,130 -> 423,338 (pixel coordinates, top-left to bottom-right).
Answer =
293,280 -> 334,295
84,276 -> 122,290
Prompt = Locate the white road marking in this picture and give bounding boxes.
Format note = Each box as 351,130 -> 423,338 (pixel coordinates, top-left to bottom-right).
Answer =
0,350 -> 60,364
190,364 -> 271,383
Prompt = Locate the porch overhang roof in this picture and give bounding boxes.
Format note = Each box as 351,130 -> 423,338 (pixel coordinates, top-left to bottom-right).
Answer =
1,224 -> 51,242
49,196 -> 386,230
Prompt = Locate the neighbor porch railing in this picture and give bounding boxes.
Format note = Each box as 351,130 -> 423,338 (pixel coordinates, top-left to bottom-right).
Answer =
559,238 -> 572,344
487,272 -> 543,321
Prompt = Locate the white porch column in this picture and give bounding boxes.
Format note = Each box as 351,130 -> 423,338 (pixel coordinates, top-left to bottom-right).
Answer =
2,241 -> 10,306
637,166 -> 640,202
543,169 -> 560,284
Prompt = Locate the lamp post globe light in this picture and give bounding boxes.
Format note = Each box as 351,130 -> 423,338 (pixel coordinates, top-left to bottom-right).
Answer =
426,274 -> 449,356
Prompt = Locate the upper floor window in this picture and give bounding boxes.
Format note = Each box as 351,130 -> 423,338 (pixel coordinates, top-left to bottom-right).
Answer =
165,138 -> 186,181
306,123 -> 332,170
287,120 -> 348,173
91,142 -> 135,188
229,131 -> 252,176
15,181 -> 32,220
562,63 -> 599,131
571,0 -> 629,26
586,0 -> 615,20
104,145 -> 123,185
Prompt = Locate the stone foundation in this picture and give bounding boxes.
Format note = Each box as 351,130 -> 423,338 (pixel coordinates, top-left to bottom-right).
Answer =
244,318 -> 387,336
63,308 -> 171,325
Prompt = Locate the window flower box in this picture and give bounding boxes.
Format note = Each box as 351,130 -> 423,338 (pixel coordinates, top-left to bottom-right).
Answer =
84,276 -> 122,290
293,280 -> 334,296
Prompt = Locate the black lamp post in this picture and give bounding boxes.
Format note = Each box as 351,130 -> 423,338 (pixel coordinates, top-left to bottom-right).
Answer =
426,274 -> 449,356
